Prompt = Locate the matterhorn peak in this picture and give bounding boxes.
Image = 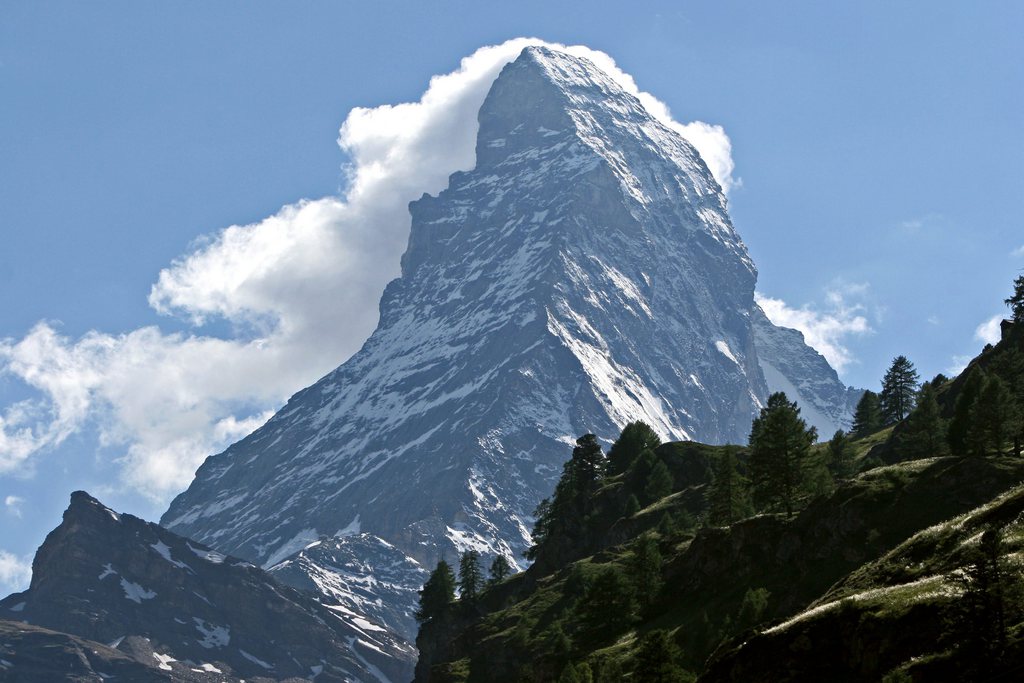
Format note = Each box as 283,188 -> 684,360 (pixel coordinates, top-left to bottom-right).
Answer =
162,46 -> 857,664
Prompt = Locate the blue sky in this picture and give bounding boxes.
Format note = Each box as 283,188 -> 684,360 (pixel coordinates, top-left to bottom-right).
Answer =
1,1 -> 1022,590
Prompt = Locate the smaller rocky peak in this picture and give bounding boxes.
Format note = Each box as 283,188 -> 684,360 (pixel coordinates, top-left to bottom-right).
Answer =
4,492 -> 416,682
66,489 -> 122,523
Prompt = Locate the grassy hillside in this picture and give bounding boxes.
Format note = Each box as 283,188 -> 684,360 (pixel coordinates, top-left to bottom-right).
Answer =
415,324 -> 1024,682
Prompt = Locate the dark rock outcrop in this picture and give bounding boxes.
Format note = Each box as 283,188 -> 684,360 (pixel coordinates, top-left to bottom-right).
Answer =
0,491 -> 415,682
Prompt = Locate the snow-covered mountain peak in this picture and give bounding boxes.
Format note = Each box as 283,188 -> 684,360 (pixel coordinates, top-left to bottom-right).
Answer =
161,47 -> 860,667
472,47 -> 744,260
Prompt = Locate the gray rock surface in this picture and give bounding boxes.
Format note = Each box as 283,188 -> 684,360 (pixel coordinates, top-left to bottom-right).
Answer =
160,45 -> 859,662
751,304 -> 863,436
1,492 -> 414,682
268,534 -> 428,642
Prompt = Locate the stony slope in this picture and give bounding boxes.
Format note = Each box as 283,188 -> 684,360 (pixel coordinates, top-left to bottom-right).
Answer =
268,534 -> 428,643
751,304 -> 862,435
161,45 -> 859,648
0,492 -> 415,682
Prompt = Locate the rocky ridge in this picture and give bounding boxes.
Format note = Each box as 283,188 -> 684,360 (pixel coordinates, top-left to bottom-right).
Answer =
0,491 -> 415,682
160,45 -> 860,657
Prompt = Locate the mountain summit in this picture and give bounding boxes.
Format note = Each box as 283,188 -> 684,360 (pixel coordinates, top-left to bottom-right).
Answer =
162,46 -> 856,640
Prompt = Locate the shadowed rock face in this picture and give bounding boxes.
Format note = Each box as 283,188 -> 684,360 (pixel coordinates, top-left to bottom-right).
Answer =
0,620 -> 178,683
269,534 -> 429,643
751,304 -> 864,436
160,45 -> 857,651
0,492 -> 415,682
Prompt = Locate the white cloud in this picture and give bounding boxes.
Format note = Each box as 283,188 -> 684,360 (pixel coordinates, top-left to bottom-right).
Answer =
4,495 -> 23,518
0,550 -> 31,592
0,39 -> 737,503
755,287 -> 872,374
897,213 -> 942,232
1011,245 -> 1024,258
947,355 -> 974,376
0,322 -> 284,500
974,314 -> 1003,345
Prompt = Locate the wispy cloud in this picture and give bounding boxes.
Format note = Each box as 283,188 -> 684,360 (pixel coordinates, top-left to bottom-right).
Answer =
0,550 -> 31,593
897,213 -> 943,233
755,285 -> 872,375
0,39 -> 738,503
946,355 -> 974,376
1012,245 -> 1024,258
946,313 -> 1006,377
975,314 -> 1003,345
4,495 -> 23,518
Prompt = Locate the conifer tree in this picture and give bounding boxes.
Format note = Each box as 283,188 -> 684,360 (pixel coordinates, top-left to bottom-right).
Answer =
989,351 -> 1024,457
572,433 -> 606,491
606,421 -> 661,475
574,662 -> 594,683
527,434 -> 606,560
623,494 -> 641,518
416,560 -> 456,623
827,430 -> 856,479
488,555 -> 511,585
947,528 -> 1012,670
558,663 -> 581,683
632,630 -> 688,683
968,375 -> 1019,455
706,446 -> 751,525
880,356 -> 920,424
1006,274 -> 1024,323
595,658 -> 624,683
851,390 -> 882,437
548,623 -> 572,668
644,459 -> 673,503
457,550 -> 482,601
949,371 -> 985,456
748,392 -> 817,518
736,587 -> 771,630
898,382 -> 949,459
630,532 -> 663,610
577,566 -> 637,639
656,511 -> 678,537
527,498 -> 553,558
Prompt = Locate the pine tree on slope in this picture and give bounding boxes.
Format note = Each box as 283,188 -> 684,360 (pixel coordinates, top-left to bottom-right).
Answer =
644,459 -> 673,503
851,390 -> 883,437
1006,274 -> 1024,323
458,550 -> 482,601
527,434 -> 606,560
748,392 -> 817,519
629,532 -> 663,611
488,555 -> 512,585
707,446 -> 751,525
880,356 -> 920,424
949,371 -> 985,456
606,421 -> 662,476
968,375 -> 1019,456
898,382 -> 949,459
827,430 -> 856,479
416,560 -> 456,623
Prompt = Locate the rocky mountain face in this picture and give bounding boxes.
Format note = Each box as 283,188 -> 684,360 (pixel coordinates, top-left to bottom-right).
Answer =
268,534 -> 428,644
160,45 -> 858,655
0,620 -> 181,683
0,492 -> 415,682
751,304 -> 863,436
